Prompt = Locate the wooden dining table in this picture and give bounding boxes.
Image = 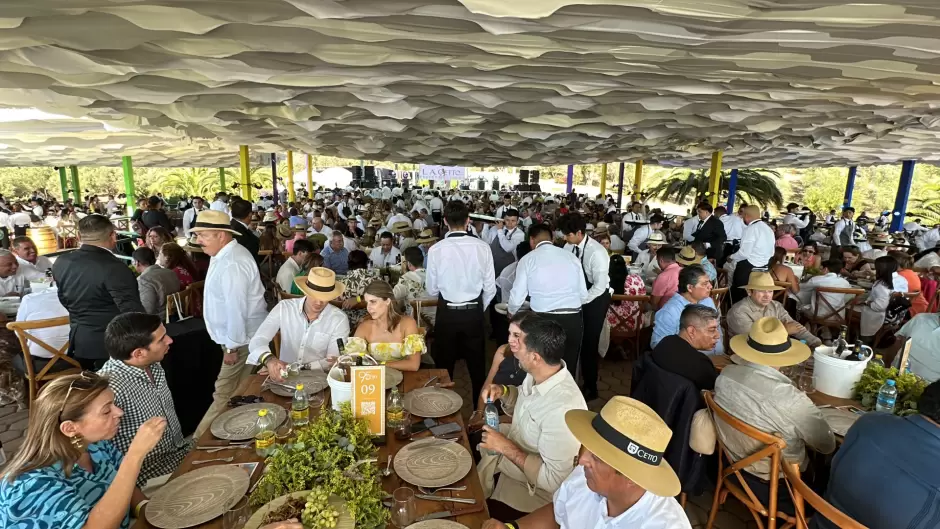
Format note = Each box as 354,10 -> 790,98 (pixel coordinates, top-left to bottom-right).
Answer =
709,355 -> 860,408
133,368 -> 490,529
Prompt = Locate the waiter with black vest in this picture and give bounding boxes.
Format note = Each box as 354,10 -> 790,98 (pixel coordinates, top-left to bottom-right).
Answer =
490,208 -> 525,278
508,223 -> 586,378
560,213 -> 611,401
182,196 -> 206,237
426,200 -> 496,403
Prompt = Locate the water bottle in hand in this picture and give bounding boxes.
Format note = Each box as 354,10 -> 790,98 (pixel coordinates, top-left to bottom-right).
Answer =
875,379 -> 897,413
483,398 -> 500,456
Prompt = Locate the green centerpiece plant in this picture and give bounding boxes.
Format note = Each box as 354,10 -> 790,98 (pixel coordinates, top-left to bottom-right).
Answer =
250,402 -> 390,529
853,363 -> 927,416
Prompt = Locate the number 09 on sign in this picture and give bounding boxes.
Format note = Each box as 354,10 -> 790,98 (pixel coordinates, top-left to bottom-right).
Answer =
351,366 -> 385,435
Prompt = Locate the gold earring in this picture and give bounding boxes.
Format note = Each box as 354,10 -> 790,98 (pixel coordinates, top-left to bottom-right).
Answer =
70,435 -> 85,451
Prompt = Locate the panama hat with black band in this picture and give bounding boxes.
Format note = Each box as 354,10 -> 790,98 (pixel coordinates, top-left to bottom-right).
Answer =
294,267 -> 346,302
742,271 -> 784,292
730,316 -> 811,367
415,229 -> 438,244
565,396 -> 681,497
189,210 -> 239,235
676,246 -> 699,267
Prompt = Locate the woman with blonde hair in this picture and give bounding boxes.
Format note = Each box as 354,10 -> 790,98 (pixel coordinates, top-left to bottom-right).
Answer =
344,280 -> 424,371
144,226 -> 173,254
0,372 -> 165,528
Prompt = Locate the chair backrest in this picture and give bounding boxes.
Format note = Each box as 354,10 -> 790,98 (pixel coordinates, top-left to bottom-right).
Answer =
780,461 -> 868,529
716,269 -> 729,288
279,289 -> 303,301
773,281 -> 790,302
408,298 -> 438,328
812,287 -> 865,324
6,316 -> 81,403
710,287 -> 729,312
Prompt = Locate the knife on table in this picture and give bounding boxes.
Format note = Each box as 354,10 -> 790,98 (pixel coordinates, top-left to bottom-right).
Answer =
415,494 -> 477,504
414,504 -> 486,522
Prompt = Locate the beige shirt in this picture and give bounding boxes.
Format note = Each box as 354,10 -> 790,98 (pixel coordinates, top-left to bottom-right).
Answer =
726,297 -> 819,346
714,359 -> 835,480
481,362 -> 587,513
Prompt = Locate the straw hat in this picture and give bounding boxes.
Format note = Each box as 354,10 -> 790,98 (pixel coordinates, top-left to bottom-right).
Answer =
742,272 -> 784,291
415,229 -> 438,244
676,246 -> 699,266
869,231 -> 892,246
262,212 -> 277,223
189,210 -> 239,235
565,397 -> 680,497
179,235 -> 204,253
369,217 -> 383,227
293,223 -> 309,232
276,223 -> 293,239
730,317 -> 811,367
390,221 -> 411,234
593,222 -> 609,235
646,231 -> 667,246
293,267 -> 346,301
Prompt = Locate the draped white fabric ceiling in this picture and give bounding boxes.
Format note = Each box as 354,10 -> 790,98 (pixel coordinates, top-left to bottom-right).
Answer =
1,1 -> 940,167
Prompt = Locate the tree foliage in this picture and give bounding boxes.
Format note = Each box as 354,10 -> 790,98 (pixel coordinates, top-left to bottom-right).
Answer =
645,168 -> 784,210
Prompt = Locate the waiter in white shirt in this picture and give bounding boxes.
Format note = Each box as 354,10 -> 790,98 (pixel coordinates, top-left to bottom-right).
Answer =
181,196 -> 206,237
426,200 -> 496,403
509,223 -> 587,378
727,205 -> 776,303
429,192 -> 445,225
626,214 -> 664,259
782,202 -> 810,231
681,214 -> 698,243
716,205 -> 745,267
561,213 -> 610,401
494,194 -> 514,220
491,208 -> 525,278
209,192 -> 230,217
831,207 -> 856,247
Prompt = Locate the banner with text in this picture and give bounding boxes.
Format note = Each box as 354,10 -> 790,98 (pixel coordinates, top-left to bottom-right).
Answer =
419,165 -> 467,181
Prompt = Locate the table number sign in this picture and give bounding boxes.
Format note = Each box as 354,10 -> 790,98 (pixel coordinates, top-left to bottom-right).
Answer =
351,365 -> 385,435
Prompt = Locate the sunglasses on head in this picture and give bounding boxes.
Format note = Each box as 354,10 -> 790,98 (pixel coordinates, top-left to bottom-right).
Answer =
60,371 -> 98,421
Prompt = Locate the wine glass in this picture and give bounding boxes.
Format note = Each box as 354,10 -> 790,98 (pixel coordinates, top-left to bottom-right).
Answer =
222,497 -> 251,529
390,487 -> 416,527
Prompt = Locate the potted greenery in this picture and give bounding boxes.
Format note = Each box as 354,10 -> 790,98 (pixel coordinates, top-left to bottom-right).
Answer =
853,363 -> 927,416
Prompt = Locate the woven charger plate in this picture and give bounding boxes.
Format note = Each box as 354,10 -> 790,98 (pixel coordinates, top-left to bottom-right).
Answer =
146,465 -> 249,529
210,403 -> 286,441
394,438 -> 472,488
243,490 -> 353,529
403,387 -> 462,418
385,366 -> 403,388
267,371 -> 329,397
407,521 -> 469,529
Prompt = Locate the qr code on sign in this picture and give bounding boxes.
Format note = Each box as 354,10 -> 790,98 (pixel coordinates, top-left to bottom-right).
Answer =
360,401 -> 376,415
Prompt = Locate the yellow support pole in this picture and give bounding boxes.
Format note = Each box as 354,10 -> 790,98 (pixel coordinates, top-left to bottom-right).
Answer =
599,163 -> 607,197
239,145 -> 251,201
306,154 -> 313,193
708,151 -> 723,208
633,160 -> 644,201
286,151 -> 296,203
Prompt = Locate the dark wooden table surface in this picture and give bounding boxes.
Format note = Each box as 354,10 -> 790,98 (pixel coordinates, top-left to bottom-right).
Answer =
134,368 -> 489,529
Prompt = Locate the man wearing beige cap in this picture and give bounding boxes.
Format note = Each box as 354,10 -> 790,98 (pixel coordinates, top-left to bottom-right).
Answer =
482,396 -> 691,529
191,209 -> 268,437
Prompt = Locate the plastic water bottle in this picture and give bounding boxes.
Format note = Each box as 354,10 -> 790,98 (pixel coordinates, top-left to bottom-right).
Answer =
483,398 -> 500,456
291,383 -> 310,427
875,380 -> 897,413
871,354 -> 885,367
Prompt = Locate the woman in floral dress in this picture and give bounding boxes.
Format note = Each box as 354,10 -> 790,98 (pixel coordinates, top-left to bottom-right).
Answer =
606,254 -> 648,333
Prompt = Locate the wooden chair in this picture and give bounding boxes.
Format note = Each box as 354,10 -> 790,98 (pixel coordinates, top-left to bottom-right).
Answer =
279,289 -> 303,301
804,287 -> 866,339
609,294 -> 653,360
773,282 -> 790,303
331,299 -> 367,310
704,391 -> 797,529
716,269 -> 729,288
710,287 -> 730,313
780,461 -> 867,529
408,298 -> 438,331
7,317 -> 81,404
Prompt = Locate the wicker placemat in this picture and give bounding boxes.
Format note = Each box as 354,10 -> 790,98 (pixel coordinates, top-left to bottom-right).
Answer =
402,387 -> 462,418
146,465 -> 249,529
210,403 -> 286,440
394,438 -> 472,488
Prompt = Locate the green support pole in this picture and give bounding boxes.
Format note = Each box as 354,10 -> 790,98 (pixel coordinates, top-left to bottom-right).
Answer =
122,156 -> 136,216
57,167 -> 68,202
218,168 -> 226,193
68,165 -> 80,203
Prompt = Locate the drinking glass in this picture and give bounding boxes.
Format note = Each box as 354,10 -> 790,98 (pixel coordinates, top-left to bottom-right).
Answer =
394,410 -> 412,441
309,390 -> 325,409
798,367 -> 816,394
390,487 -> 416,527
222,497 -> 251,529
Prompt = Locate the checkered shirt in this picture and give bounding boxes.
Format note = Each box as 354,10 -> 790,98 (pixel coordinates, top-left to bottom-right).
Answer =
98,359 -> 193,487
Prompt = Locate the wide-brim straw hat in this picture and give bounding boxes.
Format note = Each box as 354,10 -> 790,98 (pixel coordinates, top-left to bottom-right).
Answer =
294,267 -> 346,301
262,212 -> 277,223
276,224 -> 293,239
369,217 -> 383,227
177,235 -> 204,254
743,271 -> 784,291
565,396 -> 680,497
390,221 -> 411,234
293,223 -> 309,232
676,246 -> 699,266
730,317 -> 811,367
646,231 -> 667,246
189,210 -> 239,235
415,229 -> 438,244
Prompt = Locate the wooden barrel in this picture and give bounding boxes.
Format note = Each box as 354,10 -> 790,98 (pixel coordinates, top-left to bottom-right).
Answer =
28,227 -> 59,255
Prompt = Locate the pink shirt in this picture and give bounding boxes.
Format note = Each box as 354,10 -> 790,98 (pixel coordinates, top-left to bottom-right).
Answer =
776,235 -> 799,250
652,262 -> 681,308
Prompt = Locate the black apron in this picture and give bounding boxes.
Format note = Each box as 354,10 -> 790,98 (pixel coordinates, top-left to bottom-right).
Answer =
490,227 -> 517,278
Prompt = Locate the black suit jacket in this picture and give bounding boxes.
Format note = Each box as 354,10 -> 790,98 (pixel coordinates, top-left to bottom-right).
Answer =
52,245 -> 144,360
693,215 -> 727,259
231,219 -> 260,262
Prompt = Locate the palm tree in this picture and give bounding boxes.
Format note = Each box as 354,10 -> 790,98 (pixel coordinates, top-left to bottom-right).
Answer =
909,183 -> 940,224
645,168 -> 783,210
155,168 -> 224,198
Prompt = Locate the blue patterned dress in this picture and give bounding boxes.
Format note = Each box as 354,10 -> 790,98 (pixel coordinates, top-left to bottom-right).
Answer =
0,441 -> 130,529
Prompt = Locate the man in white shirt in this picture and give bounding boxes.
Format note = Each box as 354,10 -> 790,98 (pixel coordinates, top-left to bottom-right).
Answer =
831,207 -> 856,247
627,215 -> 664,257
181,196 -> 206,237
510,223 -> 587,376
10,236 -> 52,280
622,201 -> 647,225
105,195 -> 119,215
385,208 -> 412,232
426,200 -> 496,403
307,216 -> 333,239
495,194 -> 514,220
728,205 -> 775,303
209,192 -> 231,216
681,215 -> 698,243
13,286 -> 69,376
782,202 -> 810,231
799,259 -> 852,319
275,239 -> 315,293
393,246 -> 435,326
191,209 -> 268,437
0,250 -> 27,295
370,232 -> 402,269
715,205 -> 745,267
412,210 -> 429,232
9,204 -> 31,237
490,208 -> 525,279
920,225 -> 940,253
482,397 -> 689,529
429,192 -> 445,225
915,246 -> 940,272
561,213 -> 610,401
477,316 -> 588,514
250,267 -> 350,376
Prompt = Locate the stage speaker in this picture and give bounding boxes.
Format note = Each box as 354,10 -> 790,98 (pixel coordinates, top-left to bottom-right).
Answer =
364,166 -> 376,179
530,170 -> 540,184
351,166 -> 363,179
519,170 -> 529,185
492,178 -> 500,191
477,178 -> 485,191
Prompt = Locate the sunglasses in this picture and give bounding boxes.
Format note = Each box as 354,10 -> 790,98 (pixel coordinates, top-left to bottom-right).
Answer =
60,371 -> 98,421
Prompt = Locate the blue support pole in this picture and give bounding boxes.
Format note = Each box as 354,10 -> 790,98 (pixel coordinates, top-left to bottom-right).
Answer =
566,165 -> 574,194
844,166 -> 858,207
890,161 -> 916,232
726,168 -> 739,212
616,163 -> 625,209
